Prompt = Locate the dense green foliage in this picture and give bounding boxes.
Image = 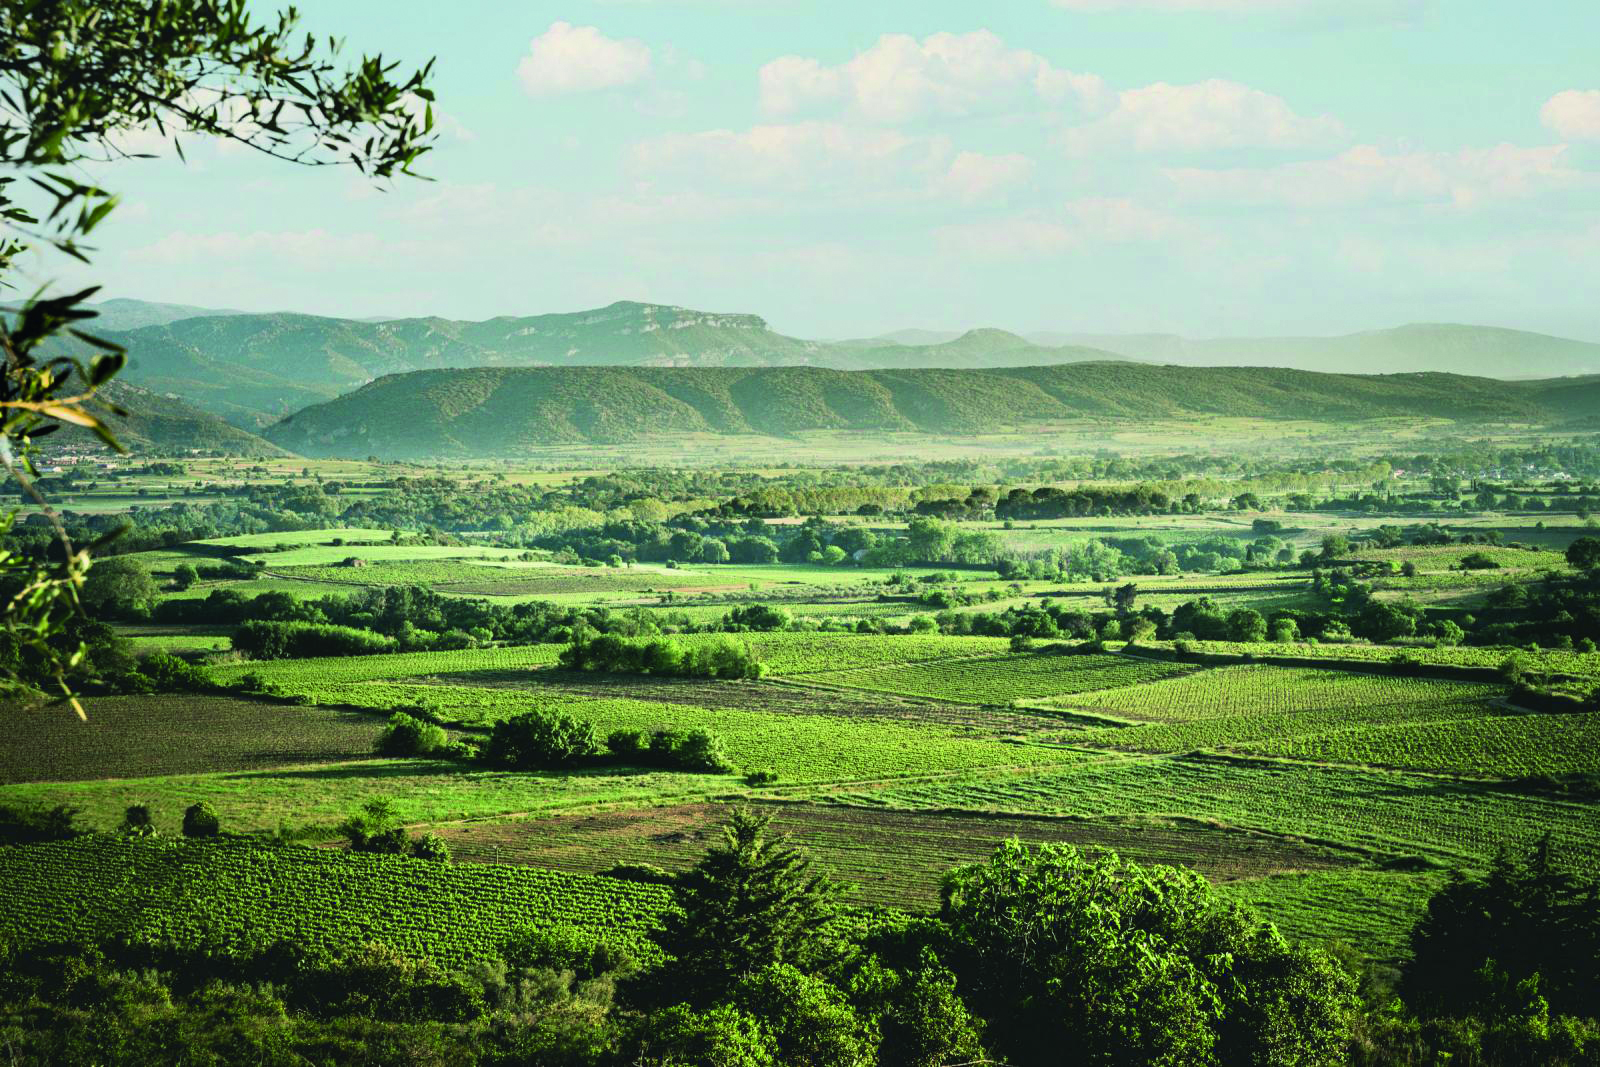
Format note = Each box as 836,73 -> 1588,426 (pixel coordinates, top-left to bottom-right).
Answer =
941,841 -> 1358,1066
560,633 -> 764,680
265,364 -> 1589,459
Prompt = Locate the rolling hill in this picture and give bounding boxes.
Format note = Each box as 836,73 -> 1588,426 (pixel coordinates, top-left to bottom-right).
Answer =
58,381 -> 287,456
264,363 -> 1576,461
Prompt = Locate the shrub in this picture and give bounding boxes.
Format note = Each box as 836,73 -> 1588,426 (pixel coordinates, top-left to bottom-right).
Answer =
375,711 -> 448,757
409,832 -> 451,863
606,729 -> 648,757
121,803 -> 155,838
744,769 -> 779,787
674,729 -> 736,774
942,841 -> 1356,1066
340,798 -> 409,855
181,801 -> 220,839
482,709 -> 598,769
604,862 -> 676,885
137,652 -> 213,692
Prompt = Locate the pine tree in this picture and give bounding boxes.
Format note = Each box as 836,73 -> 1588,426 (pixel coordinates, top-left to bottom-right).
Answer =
652,808 -> 845,1006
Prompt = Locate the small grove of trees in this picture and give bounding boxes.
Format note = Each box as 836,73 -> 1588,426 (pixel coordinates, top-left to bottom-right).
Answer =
481,709 -> 597,770
606,728 -> 735,774
233,619 -> 400,659
474,708 -> 739,776
558,634 -> 763,680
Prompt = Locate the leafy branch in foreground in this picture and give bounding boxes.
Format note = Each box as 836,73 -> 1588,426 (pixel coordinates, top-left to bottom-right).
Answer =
0,0 -> 436,708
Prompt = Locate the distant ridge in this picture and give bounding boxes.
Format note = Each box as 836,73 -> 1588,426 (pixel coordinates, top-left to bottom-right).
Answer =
264,363 -> 1580,461
1029,323 -> 1600,379
102,300 -> 1122,428
86,298 -> 243,332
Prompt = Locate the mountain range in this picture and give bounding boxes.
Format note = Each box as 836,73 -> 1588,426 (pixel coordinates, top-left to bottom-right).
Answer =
264,363 -> 1596,461
84,299 -> 1600,432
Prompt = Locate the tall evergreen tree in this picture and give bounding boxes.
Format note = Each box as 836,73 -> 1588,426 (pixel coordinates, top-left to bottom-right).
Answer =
649,807 -> 846,1006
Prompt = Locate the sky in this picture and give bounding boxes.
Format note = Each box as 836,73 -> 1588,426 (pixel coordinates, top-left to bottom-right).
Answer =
41,0 -> 1600,341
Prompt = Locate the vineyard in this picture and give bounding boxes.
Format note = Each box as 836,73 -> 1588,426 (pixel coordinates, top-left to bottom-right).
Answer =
1062,665 -> 1505,721
1066,698 -> 1506,758
806,651 -> 1190,704
1136,640 -> 1600,682
316,686 -> 1090,781
0,837 -> 671,966
1239,709 -> 1600,777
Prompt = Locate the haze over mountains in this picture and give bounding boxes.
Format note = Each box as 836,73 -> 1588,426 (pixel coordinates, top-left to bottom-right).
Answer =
85,299 -> 1600,433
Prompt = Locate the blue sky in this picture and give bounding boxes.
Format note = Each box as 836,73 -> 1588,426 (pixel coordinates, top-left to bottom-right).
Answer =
50,0 -> 1600,340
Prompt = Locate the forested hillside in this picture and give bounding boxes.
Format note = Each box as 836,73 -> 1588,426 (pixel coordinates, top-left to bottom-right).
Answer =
76,382 -> 287,456
264,362 -> 1571,459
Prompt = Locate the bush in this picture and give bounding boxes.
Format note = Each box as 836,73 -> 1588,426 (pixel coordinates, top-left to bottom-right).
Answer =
375,711 -> 448,757
606,729 -> 648,757
181,801 -> 220,838
482,709 -> 598,769
604,862 -> 676,885
136,652 -> 213,692
409,832 -> 451,863
674,729 -> 736,774
340,799 -> 409,855
744,769 -> 779,787
121,803 -> 155,837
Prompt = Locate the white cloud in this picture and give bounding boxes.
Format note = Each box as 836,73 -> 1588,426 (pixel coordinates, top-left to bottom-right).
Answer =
1167,143 -> 1586,210
936,197 -> 1176,257
1051,0 -> 1422,13
759,30 -> 1105,123
125,229 -> 389,267
633,121 -> 952,191
1541,90 -> 1600,142
517,22 -> 652,96
1059,79 -> 1344,154
933,152 -> 1035,203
